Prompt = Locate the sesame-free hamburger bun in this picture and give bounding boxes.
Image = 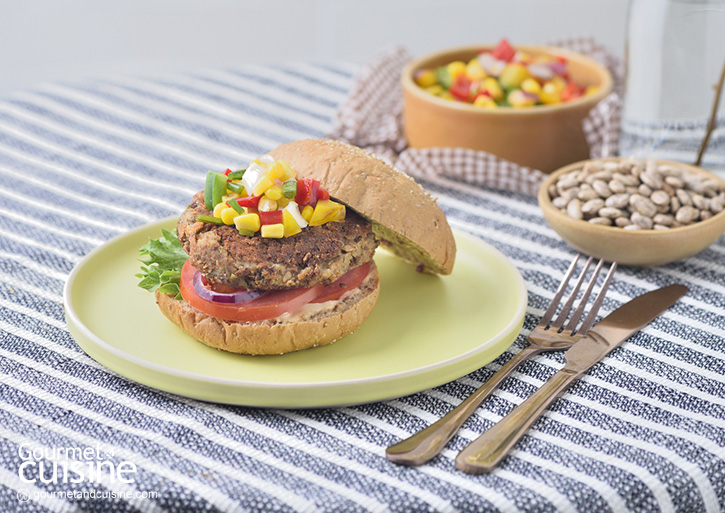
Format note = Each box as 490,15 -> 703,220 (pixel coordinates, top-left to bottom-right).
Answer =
156,139 -> 455,355
269,139 -> 456,275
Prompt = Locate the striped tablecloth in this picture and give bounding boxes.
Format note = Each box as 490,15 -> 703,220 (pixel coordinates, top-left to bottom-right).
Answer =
1,59 -> 724,513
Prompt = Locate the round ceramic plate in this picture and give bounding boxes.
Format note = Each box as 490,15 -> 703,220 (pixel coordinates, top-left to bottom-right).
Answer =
64,217 -> 527,408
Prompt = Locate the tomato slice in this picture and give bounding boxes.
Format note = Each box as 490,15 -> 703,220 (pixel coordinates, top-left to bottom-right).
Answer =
312,263 -> 371,303
180,260 -> 323,322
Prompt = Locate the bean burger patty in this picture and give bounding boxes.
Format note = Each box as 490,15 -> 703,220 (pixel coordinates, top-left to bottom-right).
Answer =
177,192 -> 378,290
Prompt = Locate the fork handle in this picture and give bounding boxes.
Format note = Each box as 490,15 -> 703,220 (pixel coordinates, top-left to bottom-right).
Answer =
455,366 -> 581,474
386,345 -> 541,466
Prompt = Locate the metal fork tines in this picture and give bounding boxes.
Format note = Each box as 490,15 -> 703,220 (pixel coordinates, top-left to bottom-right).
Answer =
385,254 -> 617,466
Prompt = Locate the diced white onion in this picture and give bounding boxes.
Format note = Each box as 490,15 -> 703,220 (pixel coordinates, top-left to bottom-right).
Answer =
477,53 -> 505,76
284,201 -> 308,229
528,63 -> 554,80
242,163 -> 265,196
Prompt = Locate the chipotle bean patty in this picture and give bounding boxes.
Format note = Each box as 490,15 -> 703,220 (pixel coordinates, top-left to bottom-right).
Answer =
177,192 -> 378,290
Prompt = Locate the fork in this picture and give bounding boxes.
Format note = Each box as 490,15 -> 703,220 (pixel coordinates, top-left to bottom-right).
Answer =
386,254 -> 617,466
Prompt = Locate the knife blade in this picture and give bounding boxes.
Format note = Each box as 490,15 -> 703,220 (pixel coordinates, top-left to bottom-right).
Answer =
455,283 -> 688,474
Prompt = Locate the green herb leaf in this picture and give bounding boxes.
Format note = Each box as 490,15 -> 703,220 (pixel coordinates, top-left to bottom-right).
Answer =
136,229 -> 188,299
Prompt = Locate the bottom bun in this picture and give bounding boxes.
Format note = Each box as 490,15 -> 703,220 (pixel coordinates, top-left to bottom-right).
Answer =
155,262 -> 380,355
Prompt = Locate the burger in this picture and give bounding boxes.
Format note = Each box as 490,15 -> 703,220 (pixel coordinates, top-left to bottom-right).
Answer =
138,139 -> 456,355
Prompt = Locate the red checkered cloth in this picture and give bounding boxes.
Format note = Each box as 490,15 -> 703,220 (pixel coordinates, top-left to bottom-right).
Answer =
329,39 -> 623,196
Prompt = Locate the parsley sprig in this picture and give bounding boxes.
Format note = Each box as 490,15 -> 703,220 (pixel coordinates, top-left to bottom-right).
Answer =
136,229 -> 188,299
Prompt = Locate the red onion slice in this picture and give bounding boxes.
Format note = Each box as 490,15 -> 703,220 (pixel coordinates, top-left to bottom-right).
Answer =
192,271 -> 264,304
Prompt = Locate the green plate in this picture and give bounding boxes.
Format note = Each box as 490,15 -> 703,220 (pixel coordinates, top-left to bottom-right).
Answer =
64,217 -> 527,408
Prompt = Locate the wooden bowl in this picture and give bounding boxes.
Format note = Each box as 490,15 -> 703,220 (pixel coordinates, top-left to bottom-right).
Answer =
402,44 -> 613,173
538,159 -> 725,266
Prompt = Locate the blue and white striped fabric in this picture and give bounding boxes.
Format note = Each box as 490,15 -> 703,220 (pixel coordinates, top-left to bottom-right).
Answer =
0,60 -> 724,513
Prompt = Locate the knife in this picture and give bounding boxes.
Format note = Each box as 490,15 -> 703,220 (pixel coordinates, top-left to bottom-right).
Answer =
455,283 -> 688,474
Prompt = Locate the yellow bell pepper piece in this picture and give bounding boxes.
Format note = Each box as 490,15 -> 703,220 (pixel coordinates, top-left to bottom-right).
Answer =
253,175 -> 274,196
301,205 -> 314,222
282,209 -> 302,237
309,200 -> 346,226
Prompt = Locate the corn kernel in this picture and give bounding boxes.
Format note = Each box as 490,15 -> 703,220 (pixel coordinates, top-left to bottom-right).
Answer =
282,209 -> 302,237
425,85 -> 444,96
539,82 -> 562,104
585,85 -> 599,96
508,89 -> 537,107
220,207 -> 237,225
301,205 -> 314,222
466,58 -> 486,81
439,91 -> 454,101
473,95 -> 498,108
414,69 -> 438,88
276,196 -> 291,209
261,223 -> 284,238
498,63 -> 530,89
309,200 -> 346,226
265,185 -> 283,201
234,213 -> 261,233
447,61 -> 467,80
258,197 -> 278,212
521,78 -> 542,95
481,77 -> 504,101
212,202 -> 226,218
253,175 -> 274,196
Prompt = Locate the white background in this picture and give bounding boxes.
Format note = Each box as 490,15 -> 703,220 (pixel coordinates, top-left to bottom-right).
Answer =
0,0 -> 630,96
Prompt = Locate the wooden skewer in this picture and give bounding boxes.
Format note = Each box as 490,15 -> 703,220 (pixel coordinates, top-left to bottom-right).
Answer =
695,57 -> 725,167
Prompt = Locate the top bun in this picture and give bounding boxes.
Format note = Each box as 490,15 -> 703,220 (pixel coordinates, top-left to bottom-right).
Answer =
269,139 -> 456,274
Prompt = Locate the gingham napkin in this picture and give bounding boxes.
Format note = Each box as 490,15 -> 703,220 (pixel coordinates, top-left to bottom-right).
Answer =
329,39 -> 623,196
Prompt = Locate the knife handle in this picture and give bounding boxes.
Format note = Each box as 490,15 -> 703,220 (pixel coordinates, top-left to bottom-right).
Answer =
386,345 -> 541,466
455,366 -> 581,474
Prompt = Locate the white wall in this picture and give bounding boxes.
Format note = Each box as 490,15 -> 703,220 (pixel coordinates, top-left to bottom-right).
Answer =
0,0 -> 629,96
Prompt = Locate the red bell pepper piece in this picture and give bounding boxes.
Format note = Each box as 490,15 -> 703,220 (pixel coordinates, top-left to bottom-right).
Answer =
224,168 -> 233,176
227,195 -> 262,209
295,178 -> 321,206
561,81 -> 583,102
259,210 -> 284,225
317,188 -> 330,201
491,38 -> 516,62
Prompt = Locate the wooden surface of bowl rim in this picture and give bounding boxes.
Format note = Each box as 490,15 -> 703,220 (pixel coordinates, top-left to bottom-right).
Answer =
538,158 -> 725,237
402,44 -> 614,116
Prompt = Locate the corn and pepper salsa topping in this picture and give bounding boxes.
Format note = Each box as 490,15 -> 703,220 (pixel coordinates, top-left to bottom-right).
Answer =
200,155 -> 346,238
414,38 -> 599,108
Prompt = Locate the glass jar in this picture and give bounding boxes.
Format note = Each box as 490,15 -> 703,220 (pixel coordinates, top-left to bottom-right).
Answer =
620,0 -> 725,175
